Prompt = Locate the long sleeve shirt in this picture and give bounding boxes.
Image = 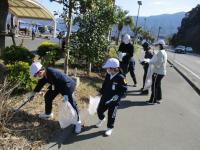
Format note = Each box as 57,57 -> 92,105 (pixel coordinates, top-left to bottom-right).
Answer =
149,50 -> 167,75
34,67 -> 76,95
99,73 -> 127,102
118,43 -> 134,64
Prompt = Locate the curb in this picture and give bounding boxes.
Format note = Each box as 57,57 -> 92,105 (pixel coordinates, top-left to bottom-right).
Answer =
167,59 -> 200,96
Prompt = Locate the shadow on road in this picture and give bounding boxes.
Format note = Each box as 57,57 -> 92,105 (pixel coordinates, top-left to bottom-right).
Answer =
119,100 -> 150,109
47,125 -> 105,149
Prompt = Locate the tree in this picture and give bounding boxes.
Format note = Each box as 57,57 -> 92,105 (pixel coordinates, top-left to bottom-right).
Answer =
171,4 -> 200,53
114,7 -> 128,45
0,0 -> 9,56
71,0 -> 115,73
50,0 -> 114,74
50,0 -> 80,74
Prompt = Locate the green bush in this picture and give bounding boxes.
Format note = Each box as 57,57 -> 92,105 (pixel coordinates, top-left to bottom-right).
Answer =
108,46 -> 118,58
6,61 -> 37,91
134,43 -> 139,58
2,45 -> 34,65
37,42 -> 62,66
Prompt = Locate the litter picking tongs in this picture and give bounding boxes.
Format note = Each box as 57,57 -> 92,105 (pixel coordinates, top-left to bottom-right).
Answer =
14,96 -> 34,112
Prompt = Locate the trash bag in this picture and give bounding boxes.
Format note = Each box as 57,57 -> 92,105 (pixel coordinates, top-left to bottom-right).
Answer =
88,96 -> 101,115
143,54 -> 157,90
143,64 -> 154,90
118,52 -> 126,62
58,101 -> 78,129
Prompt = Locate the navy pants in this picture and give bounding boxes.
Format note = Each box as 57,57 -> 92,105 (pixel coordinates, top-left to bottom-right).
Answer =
128,61 -> 137,85
44,90 -> 79,120
97,98 -> 119,129
150,73 -> 164,103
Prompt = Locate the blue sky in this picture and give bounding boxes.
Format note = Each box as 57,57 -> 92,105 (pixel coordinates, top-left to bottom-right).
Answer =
38,0 -> 200,17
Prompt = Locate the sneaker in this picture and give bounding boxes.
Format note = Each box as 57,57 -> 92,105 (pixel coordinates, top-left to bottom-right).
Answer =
156,100 -> 162,104
96,118 -> 106,128
39,113 -> 53,119
75,120 -> 82,134
146,101 -> 154,105
141,90 -> 149,95
133,84 -> 137,87
105,128 -> 113,136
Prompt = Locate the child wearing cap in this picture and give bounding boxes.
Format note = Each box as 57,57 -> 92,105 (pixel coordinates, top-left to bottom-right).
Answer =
96,58 -> 127,136
28,62 -> 82,134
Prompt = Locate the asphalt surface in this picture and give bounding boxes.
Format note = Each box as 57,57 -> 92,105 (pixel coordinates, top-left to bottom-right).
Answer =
44,50 -> 200,150
167,51 -> 200,78
5,36 -> 59,52
167,50 -> 200,94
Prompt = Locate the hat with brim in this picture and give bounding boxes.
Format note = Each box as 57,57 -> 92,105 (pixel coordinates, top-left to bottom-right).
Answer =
30,62 -> 43,78
102,58 -> 120,69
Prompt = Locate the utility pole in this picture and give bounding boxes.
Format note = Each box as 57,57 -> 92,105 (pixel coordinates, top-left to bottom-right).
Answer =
135,1 -> 142,41
157,26 -> 161,40
144,17 -> 147,31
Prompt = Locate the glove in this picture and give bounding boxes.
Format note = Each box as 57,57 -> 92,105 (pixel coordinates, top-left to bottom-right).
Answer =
64,95 -> 69,102
143,58 -> 150,63
27,92 -> 35,101
105,95 -> 119,105
112,95 -> 119,101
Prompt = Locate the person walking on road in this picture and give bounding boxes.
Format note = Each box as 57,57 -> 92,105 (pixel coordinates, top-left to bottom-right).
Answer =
140,40 -> 153,94
28,62 -> 82,134
147,39 -> 167,104
118,34 -> 134,75
96,58 -> 127,136
32,26 -> 36,40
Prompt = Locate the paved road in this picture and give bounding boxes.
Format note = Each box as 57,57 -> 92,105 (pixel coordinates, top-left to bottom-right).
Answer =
44,51 -> 200,150
167,51 -> 200,78
5,36 -> 59,51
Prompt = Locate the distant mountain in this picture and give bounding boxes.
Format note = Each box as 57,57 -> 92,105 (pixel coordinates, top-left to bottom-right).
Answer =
18,12 -> 185,38
134,12 -> 186,37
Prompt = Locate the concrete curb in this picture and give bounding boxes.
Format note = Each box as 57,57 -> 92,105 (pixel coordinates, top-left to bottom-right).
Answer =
167,59 -> 200,96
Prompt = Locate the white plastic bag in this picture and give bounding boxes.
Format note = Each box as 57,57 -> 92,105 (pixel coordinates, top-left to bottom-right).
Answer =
118,52 -> 126,62
58,101 -> 78,129
143,54 -> 157,90
88,96 -> 101,115
143,64 -> 154,91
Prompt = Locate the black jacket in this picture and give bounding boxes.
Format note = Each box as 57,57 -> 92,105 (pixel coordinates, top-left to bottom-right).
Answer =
141,50 -> 153,70
34,67 -> 76,96
118,43 -> 134,64
99,73 -> 127,102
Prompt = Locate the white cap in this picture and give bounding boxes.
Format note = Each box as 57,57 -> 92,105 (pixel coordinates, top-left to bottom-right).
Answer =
123,34 -> 131,44
102,58 -> 120,69
30,62 -> 42,78
154,39 -> 165,46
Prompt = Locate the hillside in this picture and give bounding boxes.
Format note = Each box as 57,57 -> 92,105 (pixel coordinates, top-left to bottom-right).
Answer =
134,12 -> 185,37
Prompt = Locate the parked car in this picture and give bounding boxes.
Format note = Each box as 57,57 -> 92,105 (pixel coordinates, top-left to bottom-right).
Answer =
175,45 -> 186,53
185,47 -> 193,53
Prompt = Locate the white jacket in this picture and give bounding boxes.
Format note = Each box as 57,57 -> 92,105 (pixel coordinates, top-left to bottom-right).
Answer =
149,50 -> 167,75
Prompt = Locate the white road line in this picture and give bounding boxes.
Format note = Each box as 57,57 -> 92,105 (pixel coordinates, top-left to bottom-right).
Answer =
174,60 -> 200,80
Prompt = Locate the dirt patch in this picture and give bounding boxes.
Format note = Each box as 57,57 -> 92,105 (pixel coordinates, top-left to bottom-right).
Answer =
0,70 -> 104,149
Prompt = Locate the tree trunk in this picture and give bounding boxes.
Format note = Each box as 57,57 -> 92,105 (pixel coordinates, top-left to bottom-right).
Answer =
116,31 -> 121,45
0,0 -> 8,56
64,1 -> 73,75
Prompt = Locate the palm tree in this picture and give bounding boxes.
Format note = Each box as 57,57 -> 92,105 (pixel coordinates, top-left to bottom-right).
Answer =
114,7 -> 128,45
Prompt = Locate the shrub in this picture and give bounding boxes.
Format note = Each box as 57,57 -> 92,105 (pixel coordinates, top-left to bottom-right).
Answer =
108,46 -> 118,58
6,61 -> 37,91
2,45 -> 35,65
37,42 -> 63,66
